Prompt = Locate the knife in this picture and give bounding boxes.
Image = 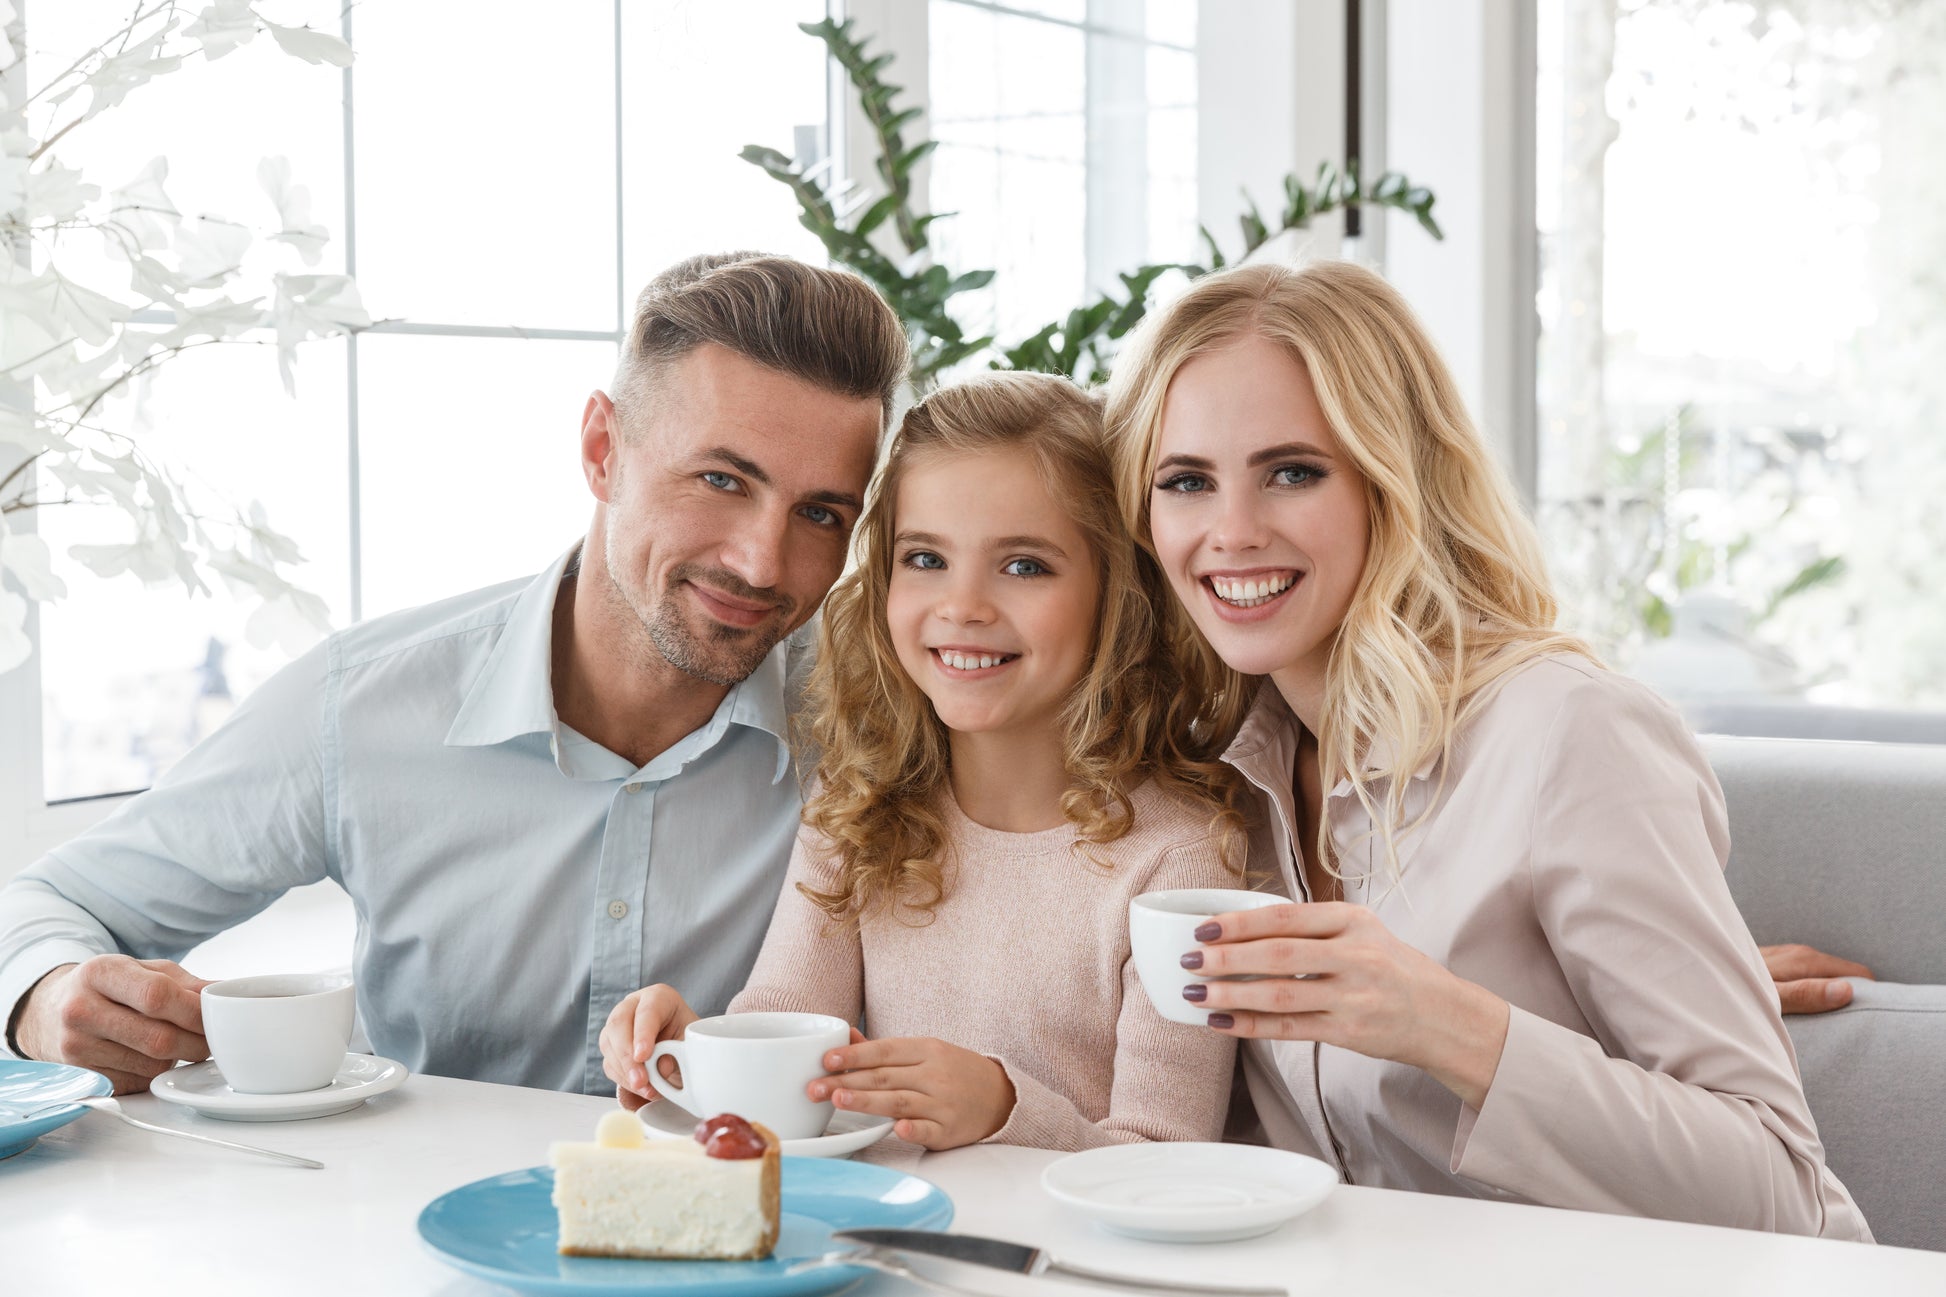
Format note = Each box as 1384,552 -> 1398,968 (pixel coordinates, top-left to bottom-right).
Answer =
830,1228 -> 1288,1296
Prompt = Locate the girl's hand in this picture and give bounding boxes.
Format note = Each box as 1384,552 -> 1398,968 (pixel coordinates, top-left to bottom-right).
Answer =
808,1036 -> 1017,1150
598,984 -> 700,1111
1185,902 -> 1511,1109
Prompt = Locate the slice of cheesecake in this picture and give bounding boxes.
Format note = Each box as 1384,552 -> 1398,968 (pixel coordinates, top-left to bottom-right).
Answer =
551,1109 -> 781,1259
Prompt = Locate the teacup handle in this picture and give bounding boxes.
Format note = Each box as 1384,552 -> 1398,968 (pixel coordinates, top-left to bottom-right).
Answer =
646,1040 -> 701,1116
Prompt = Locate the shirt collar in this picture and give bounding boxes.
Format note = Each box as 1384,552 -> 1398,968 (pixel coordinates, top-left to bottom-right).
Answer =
724,628 -> 796,785
444,544 -> 579,749
1222,679 -> 1438,801
444,544 -> 796,786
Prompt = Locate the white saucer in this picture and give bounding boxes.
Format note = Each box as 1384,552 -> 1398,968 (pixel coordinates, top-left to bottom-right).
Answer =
635,1098 -> 895,1158
150,1053 -> 409,1122
1041,1142 -> 1337,1242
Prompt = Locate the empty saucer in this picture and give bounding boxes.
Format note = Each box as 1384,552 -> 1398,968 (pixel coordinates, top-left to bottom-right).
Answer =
150,1052 -> 408,1122
1042,1142 -> 1338,1242
635,1098 -> 895,1158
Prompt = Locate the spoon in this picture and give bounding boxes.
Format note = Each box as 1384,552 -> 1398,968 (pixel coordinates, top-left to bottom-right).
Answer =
1,1095 -> 323,1169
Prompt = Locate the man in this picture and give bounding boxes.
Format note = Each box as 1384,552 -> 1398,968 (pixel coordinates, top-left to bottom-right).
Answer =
0,251 -> 909,1095
0,248 -> 1865,1098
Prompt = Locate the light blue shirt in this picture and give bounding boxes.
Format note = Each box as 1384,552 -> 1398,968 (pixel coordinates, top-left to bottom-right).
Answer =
0,547 -> 810,1093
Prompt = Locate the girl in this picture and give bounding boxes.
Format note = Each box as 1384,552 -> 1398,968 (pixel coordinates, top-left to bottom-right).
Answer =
1104,258 -> 1871,1238
601,372 -> 1248,1151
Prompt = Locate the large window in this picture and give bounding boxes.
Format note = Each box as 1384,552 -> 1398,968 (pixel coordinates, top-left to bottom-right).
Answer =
1536,0 -> 1945,708
19,0 -> 829,811
926,0 -> 1200,349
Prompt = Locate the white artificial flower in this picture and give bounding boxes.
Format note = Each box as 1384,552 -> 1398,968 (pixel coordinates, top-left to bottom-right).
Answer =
173,215 -> 253,286
258,156 -> 328,266
265,22 -> 353,68
183,0 -> 260,61
269,273 -> 370,392
0,528 -> 68,602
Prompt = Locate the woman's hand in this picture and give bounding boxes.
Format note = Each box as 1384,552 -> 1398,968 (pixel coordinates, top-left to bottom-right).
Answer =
1185,901 -> 1511,1109
598,984 -> 700,1111
808,1036 -> 1017,1150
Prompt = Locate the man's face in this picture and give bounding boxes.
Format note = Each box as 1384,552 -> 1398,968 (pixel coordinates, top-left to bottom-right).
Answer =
583,344 -> 883,686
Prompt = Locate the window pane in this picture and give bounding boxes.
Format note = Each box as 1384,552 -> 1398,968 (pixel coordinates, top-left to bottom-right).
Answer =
39,341 -> 351,803
353,0 -> 617,330
619,0 -> 829,290
354,336 -> 610,618
929,3 -> 1088,349
23,2 -> 350,803
1536,0 -> 1940,706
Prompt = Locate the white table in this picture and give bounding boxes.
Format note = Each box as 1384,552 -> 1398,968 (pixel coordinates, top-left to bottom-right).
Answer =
0,1072 -> 1937,1296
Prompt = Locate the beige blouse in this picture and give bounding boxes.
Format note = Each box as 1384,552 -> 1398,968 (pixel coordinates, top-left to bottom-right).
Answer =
1226,654 -> 1872,1241
729,780 -> 1240,1151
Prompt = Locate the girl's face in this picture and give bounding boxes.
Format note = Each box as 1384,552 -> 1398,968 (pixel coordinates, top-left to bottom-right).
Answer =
1147,333 -> 1371,684
886,446 -> 1101,741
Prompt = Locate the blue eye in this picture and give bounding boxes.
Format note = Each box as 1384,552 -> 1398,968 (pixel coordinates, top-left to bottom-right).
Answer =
902,550 -> 945,570
1002,557 -> 1048,578
801,505 -> 842,529
702,471 -> 737,491
1272,463 -> 1325,487
1156,473 -> 1210,494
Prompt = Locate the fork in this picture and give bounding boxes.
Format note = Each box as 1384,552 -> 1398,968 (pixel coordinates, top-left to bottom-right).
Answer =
1,1095 -> 323,1169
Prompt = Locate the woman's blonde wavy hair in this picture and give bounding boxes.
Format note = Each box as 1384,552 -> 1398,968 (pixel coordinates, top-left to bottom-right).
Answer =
1104,259 -> 1594,881
801,371 -> 1245,924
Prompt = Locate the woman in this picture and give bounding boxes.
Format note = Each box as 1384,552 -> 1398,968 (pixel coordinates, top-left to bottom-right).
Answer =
1104,259 -> 1870,1240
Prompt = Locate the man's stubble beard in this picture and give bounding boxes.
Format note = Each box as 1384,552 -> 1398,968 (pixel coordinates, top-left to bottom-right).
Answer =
601,551 -> 789,688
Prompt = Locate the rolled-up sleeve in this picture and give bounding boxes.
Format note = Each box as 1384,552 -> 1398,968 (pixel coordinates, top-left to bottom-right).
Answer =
1448,676 -> 1872,1241
0,638 -> 334,1055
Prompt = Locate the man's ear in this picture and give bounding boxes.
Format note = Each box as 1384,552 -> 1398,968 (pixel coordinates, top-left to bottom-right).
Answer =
581,391 -> 620,503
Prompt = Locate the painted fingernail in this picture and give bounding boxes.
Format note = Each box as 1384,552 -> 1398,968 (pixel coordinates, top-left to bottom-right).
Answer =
1179,951 -> 1204,970
825,1051 -> 844,1068
833,1090 -> 852,1107
1194,922 -> 1222,942
808,1083 -> 828,1100
1182,984 -> 1207,1002
1207,1013 -> 1235,1030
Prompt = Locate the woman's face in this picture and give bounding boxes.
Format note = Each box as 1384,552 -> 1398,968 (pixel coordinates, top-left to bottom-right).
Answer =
885,446 -> 1101,740
1147,333 -> 1371,684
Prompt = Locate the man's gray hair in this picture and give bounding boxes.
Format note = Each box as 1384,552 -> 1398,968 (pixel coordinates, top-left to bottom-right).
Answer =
611,251 -> 909,430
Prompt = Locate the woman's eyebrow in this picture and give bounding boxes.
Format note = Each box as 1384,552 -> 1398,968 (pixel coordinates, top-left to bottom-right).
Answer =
988,535 -> 1068,559
1246,441 -> 1331,466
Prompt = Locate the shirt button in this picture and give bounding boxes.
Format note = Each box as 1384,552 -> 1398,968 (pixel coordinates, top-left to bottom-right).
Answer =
624,783 -> 640,794
607,900 -> 628,920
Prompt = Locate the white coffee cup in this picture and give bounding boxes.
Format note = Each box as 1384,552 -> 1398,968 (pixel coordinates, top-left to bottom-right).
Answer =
649,1011 -> 850,1141
200,973 -> 356,1094
1130,888 -> 1289,1026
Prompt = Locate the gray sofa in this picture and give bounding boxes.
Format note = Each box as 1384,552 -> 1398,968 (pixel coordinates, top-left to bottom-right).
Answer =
1704,734 -> 1946,1252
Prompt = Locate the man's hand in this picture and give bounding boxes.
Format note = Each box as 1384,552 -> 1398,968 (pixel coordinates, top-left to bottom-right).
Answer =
1762,943 -> 1874,1014
808,1036 -> 1015,1151
598,985 -> 701,1111
13,957 -> 210,1093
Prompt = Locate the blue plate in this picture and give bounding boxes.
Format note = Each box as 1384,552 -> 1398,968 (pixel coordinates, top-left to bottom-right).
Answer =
418,1156 -> 953,1296
0,1059 -> 113,1160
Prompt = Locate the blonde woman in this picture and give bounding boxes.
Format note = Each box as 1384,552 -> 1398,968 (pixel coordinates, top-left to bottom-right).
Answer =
1104,260 -> 1871,1239
602,372 -> 1246,1152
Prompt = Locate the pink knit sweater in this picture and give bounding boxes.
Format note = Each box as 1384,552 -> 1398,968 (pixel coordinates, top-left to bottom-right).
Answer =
729,780 -> 1242,1151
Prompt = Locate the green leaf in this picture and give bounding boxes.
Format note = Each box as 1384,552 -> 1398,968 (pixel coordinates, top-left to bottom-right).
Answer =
895,140 -> 940,173
947,269 -> 996,294
1764,556 -> 1847,618
853,193 -> 902,237
1197,225 -> 1227,270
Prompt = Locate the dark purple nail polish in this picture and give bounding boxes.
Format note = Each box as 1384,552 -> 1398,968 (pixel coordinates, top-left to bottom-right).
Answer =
1207,1013 -> 1235,1030
1194,922 -> 1222,942
1182,984 -> 1207,1002
1179,950 -> 1204,970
